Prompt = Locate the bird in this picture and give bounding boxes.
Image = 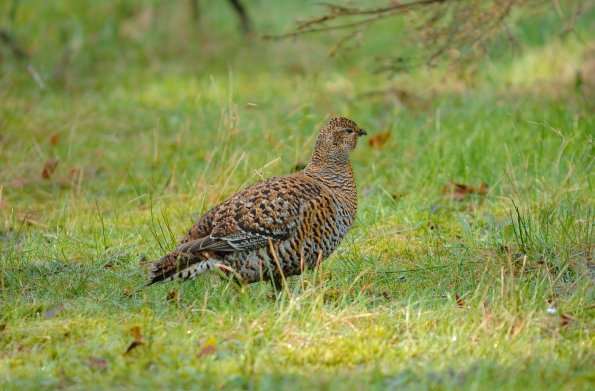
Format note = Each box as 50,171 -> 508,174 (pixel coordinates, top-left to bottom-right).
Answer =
145,116 -> 367,290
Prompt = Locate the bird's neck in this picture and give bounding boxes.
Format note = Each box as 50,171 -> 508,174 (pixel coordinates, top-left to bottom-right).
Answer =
304,160 -> 356,192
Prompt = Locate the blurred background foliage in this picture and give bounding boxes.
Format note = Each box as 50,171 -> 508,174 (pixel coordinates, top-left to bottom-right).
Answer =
1,0 -> 593,87
0,0 -> 593,210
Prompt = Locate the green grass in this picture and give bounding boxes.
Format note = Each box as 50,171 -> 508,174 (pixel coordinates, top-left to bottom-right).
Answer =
1,1 -> 593,389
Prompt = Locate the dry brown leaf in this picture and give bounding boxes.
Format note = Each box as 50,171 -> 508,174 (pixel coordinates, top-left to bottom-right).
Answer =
560,313 -> 574,327
41,158 -> 59,180
125,340 -> 143,354
166,289 -> 179,302
49,133 -> 60,145
442,179 -> 489,201
476,182 -> 489,195
44,304 -> 65,319
368,131 -> 391,149
455,294 -> 465,308
125,326 -> 144,355
122,289 -> 133,297
131,326 -> 142,341
442,180 -> 472,201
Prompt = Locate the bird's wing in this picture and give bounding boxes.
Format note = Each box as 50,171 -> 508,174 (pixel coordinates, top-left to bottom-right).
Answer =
177,175 -> 324,255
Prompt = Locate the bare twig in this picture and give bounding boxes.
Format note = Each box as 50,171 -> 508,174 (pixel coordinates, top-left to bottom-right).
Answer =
263,0 -> 552,74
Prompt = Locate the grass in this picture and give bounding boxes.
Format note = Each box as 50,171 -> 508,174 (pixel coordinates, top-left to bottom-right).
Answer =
0,1 -> 593,389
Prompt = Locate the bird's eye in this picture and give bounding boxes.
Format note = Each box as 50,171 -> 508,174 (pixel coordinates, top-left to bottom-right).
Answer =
345,128 -> 354,134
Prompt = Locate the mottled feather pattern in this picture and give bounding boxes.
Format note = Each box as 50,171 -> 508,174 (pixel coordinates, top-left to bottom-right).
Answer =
145,116 -> 366,287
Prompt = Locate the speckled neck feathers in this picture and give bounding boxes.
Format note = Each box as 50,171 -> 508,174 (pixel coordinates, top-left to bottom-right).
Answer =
304,117 -> 360,193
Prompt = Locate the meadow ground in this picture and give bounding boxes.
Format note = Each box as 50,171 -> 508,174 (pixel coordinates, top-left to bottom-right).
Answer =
0,1 -> 593,390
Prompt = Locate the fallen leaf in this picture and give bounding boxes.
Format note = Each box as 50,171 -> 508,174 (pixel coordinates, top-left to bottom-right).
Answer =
455,294 -> 465,308
49,133 -> 60,145
44,304 -> 65,319
88,357 -> 108,372
131,326 -> 142,341
122,289 -> 133,297
198,337 -> 217,358
560,313 -> 574,327
125,326 -> 144,355
368,131 -> 390,149
41,158 -> 59,180
166,289 -> 179,302
477,182 -> 489,195
442,180 -> 471,201
125,340 -> 143,355
441,179 -> 489,201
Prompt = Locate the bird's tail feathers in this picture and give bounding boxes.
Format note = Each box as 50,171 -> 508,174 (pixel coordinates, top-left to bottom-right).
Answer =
145,251 -> 212,286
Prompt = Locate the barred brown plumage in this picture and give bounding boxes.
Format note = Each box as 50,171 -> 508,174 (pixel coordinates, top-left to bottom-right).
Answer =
145,116 -> 367,290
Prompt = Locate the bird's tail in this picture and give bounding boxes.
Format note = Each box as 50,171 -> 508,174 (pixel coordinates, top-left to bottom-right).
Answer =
145,251 -> 212,286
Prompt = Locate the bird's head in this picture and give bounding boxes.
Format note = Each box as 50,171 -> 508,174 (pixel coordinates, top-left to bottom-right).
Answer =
310,116 -> 367,165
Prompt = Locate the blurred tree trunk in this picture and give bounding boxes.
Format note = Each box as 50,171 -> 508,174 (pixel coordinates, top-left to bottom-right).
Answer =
189,0 -> 251,35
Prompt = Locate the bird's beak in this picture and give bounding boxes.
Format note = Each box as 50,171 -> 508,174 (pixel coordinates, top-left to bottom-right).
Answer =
357,129 -> 367,136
